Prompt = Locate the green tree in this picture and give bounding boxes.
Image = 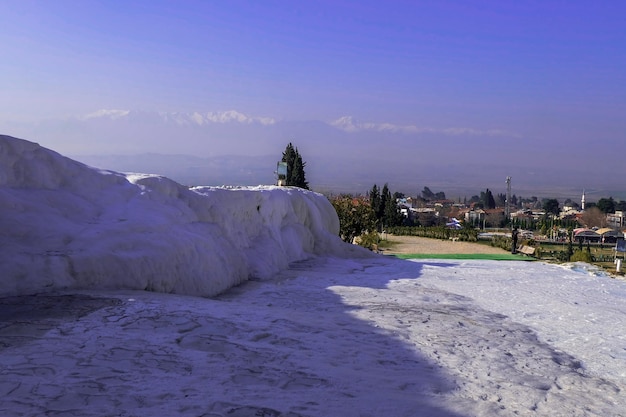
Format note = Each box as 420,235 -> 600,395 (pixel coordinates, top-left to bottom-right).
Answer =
469,195 -> 481,205
481,189 -> 496,209
291,154 -> 308,189
543,198 -> 560,216
281,143 -> 309,189
330,195 -> 377,243
422,186 -> 435,200
368,183 -> 404,229
380,184 -> 390,220
369,184 -> 382,221
381,184 -> 403,228
564,198 -> 580,210
495,193 -> 506,208
597,197 -> 616,214
422,186 -> 445,200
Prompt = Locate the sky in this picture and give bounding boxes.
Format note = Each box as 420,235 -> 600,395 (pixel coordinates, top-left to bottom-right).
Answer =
1,133 -> 626,415
1,1 -> 625,196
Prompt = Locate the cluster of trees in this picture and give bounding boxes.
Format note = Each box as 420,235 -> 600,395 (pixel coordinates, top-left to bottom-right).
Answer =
421,186 -> 446,200
328,183 -> 404,246
510,216 -> 578,232
510,196 -> 626,215
368,184 -> 404,229
280,143 -> 309,189
594,197 -> 626,213
479,189 -> 496,209
420,187 -> 509,211
542,198 -> 560,215
464,189 -> 500,209
465,189 -> 539,210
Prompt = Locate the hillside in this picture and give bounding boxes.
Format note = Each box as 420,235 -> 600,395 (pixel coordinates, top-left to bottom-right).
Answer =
0,135 -> 367,297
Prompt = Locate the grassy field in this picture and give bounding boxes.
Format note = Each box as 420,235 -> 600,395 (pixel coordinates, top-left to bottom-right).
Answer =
382,235 -> 624,276
394,253 -> 533,261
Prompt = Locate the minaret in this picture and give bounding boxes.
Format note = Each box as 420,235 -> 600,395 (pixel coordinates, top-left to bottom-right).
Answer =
581,190 -> 585,211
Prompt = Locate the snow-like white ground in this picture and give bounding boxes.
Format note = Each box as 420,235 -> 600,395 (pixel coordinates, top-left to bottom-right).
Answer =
1,258 -> 625,416
1,135 -> 626,416
0,135 -> 366,298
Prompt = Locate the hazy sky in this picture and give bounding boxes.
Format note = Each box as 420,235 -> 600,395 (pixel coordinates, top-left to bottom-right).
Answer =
1,1 -> 625,197
2,1 -> 624,123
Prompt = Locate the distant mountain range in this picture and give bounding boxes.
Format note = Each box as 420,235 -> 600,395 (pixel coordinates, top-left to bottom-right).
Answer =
2,109 -> 623,201
74,151 -> 622,203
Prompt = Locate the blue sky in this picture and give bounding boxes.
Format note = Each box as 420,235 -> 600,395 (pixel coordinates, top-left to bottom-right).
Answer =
3,1 -> 624,122
1,1 -> 626,196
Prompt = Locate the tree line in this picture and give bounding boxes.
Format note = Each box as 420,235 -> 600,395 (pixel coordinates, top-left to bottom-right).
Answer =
275,145 -> 625,243
328,183 -> 405,245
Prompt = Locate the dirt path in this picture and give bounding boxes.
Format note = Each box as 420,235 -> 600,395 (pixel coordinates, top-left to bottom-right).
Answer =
382,234 -> 509,255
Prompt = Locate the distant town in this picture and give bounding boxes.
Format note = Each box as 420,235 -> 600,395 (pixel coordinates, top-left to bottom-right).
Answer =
396,187 -> 625,243
328,182 -> 626,250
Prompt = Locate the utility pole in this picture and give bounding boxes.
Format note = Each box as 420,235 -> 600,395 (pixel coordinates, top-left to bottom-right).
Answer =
505,176 -> 512,220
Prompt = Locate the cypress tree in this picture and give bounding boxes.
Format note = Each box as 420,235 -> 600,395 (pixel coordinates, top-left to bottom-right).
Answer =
292,152 -> 309,189
380,184 -> 390,221
369,184 -> 381,221
281,142 -> 309,189
481,188 -> 496,209
381,183 -> 402,227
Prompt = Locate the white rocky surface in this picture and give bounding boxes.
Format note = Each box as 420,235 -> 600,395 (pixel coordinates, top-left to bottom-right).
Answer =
1,135 -> 625,416
0,135 -> 365,298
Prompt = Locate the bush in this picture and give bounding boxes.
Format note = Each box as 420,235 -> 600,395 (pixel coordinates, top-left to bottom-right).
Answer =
386,226 -> 478,242
357,231 -> 381,250
570,250 -> 592,263
330,195 -> 376,243
491,235 -> 512,251
556,251 -> 571,262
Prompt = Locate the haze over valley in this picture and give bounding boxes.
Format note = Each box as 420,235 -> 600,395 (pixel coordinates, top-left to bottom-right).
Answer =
2,2 -> 624,202
5,109 -> 622,202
